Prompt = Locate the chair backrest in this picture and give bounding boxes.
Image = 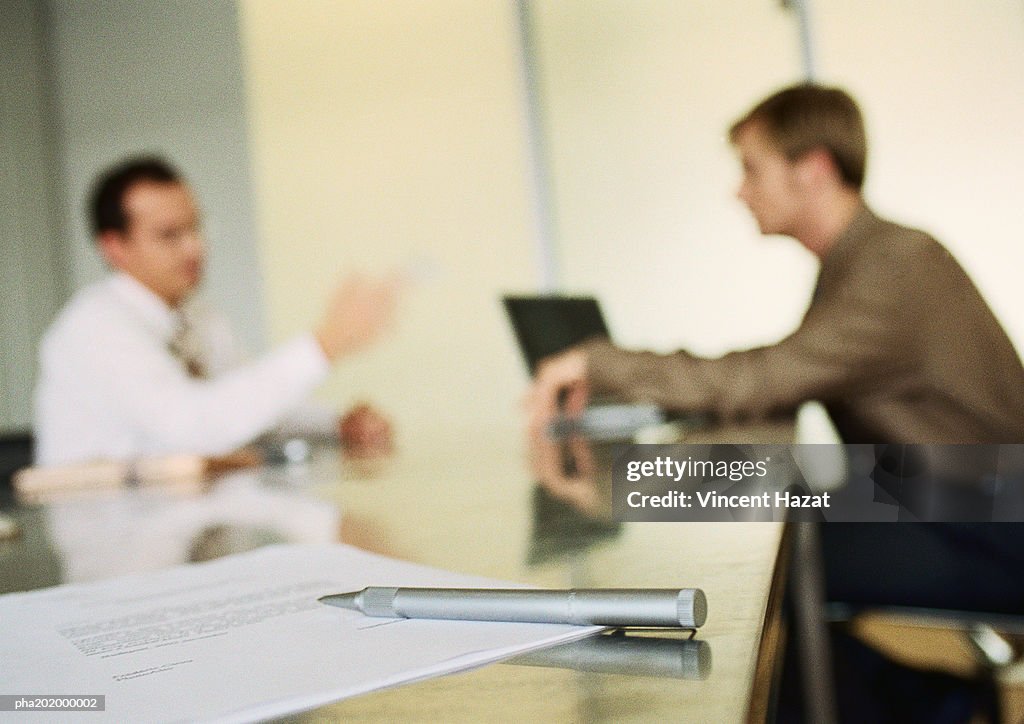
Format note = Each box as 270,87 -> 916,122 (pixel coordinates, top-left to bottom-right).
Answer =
0,432 -> 34,489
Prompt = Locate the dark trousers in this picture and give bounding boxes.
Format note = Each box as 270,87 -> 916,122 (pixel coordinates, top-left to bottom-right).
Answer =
822,523 -> 1024,615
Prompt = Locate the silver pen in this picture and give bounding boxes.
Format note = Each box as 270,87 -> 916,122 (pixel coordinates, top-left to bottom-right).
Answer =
318,587 -> 707,628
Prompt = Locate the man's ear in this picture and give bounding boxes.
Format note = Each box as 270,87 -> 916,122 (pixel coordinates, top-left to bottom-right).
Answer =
97,230 -> 128,270
795,147 -> 835,187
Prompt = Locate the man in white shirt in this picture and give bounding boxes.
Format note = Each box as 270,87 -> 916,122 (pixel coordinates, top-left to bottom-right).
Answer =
34,157 -> 396,465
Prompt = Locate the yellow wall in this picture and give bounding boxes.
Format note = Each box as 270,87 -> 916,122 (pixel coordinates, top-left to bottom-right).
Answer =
814,0 -> 1024,353
240,0 -> 537,437
532,1 -> 816,357
531,0 -> 1024,357
240,0 -> 1024,440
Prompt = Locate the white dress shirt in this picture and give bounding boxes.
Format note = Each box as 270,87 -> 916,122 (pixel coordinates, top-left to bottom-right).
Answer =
34,273 -> 333,465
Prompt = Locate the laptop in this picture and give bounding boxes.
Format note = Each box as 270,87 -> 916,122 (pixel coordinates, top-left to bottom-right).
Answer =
502,295 -> 666,440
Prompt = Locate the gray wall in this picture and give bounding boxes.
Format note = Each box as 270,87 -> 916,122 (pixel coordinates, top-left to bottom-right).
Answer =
0,0 -> 265,431
46,0 -> 266,350
0,0 -> 68,433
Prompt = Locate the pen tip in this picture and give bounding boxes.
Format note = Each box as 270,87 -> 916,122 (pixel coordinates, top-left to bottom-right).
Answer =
318,591 -> 360,611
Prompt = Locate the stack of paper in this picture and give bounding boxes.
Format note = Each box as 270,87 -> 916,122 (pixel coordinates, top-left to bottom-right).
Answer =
13,450 -> 264,504
13,455 -> 207,504
0,544 -> 600,722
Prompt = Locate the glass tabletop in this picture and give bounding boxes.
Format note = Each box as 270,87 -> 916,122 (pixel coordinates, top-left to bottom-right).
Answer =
0,431 -> 786,722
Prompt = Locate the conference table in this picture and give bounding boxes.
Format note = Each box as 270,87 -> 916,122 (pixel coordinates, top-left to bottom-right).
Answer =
0,423 -> 793,722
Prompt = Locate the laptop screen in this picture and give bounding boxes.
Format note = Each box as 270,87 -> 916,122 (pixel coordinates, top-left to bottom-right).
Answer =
502,295 -> 610,375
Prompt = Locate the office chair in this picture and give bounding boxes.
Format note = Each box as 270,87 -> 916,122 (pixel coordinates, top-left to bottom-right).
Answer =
0,431 -> 34,505
787,445 -> 1024,724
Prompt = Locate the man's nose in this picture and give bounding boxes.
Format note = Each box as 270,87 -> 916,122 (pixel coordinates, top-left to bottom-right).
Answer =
736,181 -> 749,205
184,230 -> 205,256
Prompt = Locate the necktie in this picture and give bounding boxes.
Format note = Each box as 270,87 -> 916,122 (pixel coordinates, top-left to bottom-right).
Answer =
168,315 -> 207,379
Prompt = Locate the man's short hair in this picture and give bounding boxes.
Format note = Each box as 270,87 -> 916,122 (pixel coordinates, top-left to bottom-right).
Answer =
729,84 -> 867,190
89,156 -> 183,236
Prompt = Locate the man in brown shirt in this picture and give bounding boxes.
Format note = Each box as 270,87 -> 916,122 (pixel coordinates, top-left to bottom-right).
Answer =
527,84 -> 1024,613
528,87 -> 1024,445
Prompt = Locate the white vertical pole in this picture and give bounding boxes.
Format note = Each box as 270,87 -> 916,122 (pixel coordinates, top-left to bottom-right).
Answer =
514,0 -> 560,292
784,0 -> 817,80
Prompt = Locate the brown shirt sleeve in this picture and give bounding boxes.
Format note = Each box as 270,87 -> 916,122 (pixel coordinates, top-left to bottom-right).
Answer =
582,243 -> 918,421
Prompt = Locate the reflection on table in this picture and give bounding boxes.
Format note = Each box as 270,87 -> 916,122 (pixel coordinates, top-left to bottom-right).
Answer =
0,431 -> 786,722
508,629 -> 712,680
